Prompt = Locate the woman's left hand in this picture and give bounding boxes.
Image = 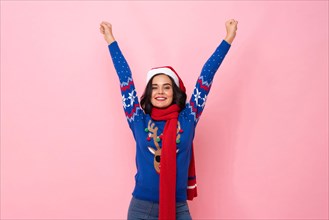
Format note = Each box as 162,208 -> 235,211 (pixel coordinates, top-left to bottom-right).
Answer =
224,19 -> 238,44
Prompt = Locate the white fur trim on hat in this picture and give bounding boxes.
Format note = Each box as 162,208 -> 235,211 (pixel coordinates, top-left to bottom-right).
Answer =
146,67 -> 179,87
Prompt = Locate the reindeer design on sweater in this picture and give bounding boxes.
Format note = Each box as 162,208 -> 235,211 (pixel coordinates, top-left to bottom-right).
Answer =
146,120 -> 181,174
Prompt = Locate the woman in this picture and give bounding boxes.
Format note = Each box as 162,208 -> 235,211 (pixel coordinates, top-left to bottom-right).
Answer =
100,19 -> 238,220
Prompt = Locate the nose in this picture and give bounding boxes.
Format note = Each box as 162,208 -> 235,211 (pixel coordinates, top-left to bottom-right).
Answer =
157,88 -> 164,94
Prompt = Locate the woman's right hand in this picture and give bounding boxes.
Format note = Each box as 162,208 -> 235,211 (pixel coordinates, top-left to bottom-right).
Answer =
100,21 -> 115,45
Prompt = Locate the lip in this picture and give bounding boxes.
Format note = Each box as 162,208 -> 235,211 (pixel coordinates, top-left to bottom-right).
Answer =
155,97 -> 167,101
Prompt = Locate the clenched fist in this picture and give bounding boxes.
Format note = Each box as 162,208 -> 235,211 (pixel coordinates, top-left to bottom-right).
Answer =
100,21 -> 115,45
224,19 -> 238,45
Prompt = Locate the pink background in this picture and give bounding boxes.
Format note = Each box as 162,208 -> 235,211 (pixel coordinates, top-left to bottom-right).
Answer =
1,1 -> 328,219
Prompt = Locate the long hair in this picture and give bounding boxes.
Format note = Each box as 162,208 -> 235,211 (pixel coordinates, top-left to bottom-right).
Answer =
140,74 -> 187,114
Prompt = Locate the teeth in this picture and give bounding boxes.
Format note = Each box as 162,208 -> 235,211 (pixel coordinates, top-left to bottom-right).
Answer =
156,97 -> 166,100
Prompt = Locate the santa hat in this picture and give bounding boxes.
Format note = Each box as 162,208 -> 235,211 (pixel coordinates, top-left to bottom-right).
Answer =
146,66 -> 186,93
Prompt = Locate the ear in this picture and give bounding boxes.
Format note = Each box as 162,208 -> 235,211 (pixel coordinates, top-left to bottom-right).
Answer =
148,147 -> 156,155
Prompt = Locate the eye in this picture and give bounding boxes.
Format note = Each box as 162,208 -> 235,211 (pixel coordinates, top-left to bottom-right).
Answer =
152,87 -> 157,90
164,86 -> 171,90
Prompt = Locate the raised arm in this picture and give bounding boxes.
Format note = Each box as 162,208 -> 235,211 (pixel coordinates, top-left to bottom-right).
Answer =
187,19 -> 238,124
100,21 -> 142,127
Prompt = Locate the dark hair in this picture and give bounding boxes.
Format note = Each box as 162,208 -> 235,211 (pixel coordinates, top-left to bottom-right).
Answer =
140,74 -> 187,114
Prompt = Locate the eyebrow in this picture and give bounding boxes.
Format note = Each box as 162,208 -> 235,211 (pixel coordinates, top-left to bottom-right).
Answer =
152,83 -> 172,86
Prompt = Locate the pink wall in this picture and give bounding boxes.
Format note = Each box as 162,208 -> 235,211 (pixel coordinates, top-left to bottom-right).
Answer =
1,1 -> 328,219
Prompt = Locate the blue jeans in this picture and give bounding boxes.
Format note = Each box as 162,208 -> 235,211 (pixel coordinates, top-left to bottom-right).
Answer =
127,197 -> 192,220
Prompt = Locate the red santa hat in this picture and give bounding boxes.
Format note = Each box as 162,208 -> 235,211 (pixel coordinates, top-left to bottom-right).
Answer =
146,66 -> 186,93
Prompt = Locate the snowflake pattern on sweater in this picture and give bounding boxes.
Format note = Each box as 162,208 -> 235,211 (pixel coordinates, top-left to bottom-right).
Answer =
108,40 -> 230,202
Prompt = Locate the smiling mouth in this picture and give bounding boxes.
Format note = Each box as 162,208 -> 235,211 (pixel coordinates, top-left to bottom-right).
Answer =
155,97 -> 167,101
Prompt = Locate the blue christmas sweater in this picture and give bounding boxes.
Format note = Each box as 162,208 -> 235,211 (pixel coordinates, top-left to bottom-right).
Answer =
108,40 -> 231,202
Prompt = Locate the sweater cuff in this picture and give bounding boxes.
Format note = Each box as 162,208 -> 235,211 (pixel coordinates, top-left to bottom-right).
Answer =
221,39 -> 231,51
108,41 -> 119,56
108,40 -> 118,48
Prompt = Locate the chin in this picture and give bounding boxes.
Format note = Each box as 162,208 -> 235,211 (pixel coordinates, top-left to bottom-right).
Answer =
155,104 -> 170,108
152,102 -> 171,109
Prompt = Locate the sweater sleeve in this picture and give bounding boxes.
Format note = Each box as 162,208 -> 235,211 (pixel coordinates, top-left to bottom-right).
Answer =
108,41 -> 142,128
187,40 -> 231,125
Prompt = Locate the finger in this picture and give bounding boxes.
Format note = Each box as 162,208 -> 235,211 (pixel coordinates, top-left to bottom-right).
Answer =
100,23 -> 109,31
102,21 -> 112,27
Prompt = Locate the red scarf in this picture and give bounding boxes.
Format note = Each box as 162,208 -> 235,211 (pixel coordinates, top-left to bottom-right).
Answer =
151,104 -> 197,220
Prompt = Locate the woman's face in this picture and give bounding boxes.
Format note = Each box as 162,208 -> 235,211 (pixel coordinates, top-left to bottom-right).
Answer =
151,74 -> 174,109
